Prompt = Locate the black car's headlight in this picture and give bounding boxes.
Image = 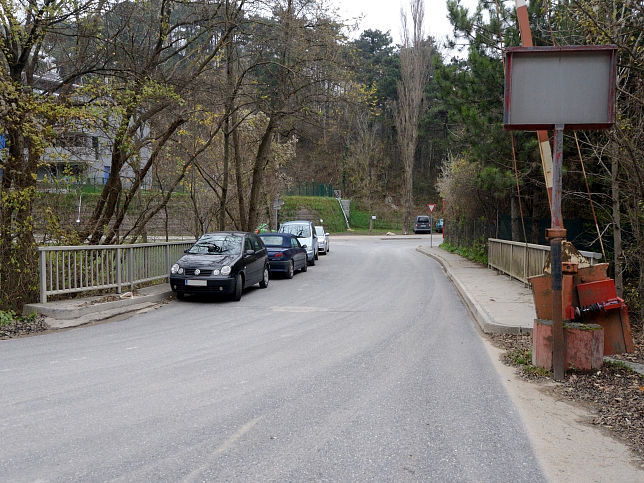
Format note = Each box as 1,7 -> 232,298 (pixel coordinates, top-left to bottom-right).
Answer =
221,265 -> 231,276
171,263 -> 183,274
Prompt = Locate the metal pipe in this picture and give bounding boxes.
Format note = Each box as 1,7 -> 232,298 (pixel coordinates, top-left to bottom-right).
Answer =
550,125 -> 566,381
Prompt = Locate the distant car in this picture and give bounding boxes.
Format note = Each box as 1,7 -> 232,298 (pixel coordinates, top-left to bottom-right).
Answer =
259,233 -> 308,278
413,215 -> 432,234
169,232 -> 269,301
436,218 -> 444,233
279,220 -> 318,265
314,226 -> 330,254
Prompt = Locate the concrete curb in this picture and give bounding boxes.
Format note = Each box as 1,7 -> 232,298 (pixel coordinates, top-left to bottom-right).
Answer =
43,302 -> 159,329
416,247 -> 532,336
24,285 -> 174,329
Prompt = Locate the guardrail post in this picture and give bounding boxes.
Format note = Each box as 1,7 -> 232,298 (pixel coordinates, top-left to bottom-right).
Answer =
165,243 -> 171,279
116,247 -> 122,294
523,243 -> 528,284
510,242 -> 514,278
39,249 -> 47,303
128,247 -> 134,291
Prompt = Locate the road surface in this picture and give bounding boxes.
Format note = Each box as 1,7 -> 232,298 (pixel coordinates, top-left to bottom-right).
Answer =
1,235 -> 545,481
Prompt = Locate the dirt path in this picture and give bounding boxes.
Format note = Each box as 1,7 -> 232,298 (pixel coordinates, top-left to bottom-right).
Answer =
483,341 -> 644,481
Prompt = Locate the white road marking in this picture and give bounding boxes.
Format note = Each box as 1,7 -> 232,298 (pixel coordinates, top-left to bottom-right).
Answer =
182,416 -> 262,482
270,306 -> 329,313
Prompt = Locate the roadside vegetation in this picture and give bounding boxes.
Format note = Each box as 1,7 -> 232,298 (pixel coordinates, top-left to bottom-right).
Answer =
0,310 -> 46,339
440,240 -> 487,266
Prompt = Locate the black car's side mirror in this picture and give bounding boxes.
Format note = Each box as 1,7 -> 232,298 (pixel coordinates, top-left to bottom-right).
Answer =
245,249 -> 255,256
302,244 -> 307,249
184,249 -> 190,253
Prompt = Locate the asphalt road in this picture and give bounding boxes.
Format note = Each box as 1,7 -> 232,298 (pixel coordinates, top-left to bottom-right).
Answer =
0,236 -> 545,482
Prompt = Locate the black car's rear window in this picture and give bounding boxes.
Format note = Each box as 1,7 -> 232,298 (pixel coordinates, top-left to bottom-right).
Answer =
260,235 -> 288,247
417,216 -> 430,222
187,234 -> 242,255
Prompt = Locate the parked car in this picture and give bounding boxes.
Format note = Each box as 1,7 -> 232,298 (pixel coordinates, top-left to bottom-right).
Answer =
413,215 -> 432,234
278,220 -> 318,265
259,233 -> 308,278
170,232 -> 269,301
315,225 -> 330,254
436,218 -> 444,233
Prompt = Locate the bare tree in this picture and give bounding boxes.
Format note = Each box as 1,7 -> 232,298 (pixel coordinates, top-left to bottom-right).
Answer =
394,0 -> 432,234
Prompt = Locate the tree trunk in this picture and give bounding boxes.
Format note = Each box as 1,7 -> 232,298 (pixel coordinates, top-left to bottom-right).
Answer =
233,111 -> 246,231
220,120 -> 230,230
531,191 -> 540,244
511,194 -> 520,242
82,113 -> 133,244
246,116 -> 276,231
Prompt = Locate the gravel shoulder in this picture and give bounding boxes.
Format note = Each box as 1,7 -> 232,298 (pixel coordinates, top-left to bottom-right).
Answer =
486,327 -> 644,478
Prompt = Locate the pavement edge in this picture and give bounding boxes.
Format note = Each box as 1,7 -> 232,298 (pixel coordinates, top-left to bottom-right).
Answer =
416,246 -> 532,336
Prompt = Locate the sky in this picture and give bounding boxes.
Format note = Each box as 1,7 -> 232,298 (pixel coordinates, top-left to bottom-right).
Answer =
331,0 -> 480,47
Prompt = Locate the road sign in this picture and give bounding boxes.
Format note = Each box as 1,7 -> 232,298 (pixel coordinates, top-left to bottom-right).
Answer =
427,204 -> 436,212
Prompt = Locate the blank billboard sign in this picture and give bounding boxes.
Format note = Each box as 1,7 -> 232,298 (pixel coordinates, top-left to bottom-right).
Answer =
504,46 -> 616,130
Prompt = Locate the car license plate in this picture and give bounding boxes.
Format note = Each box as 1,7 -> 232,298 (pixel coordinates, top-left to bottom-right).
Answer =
186,279 -> 207,286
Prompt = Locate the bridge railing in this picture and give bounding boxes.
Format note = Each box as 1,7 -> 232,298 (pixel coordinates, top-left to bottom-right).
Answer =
38,241 -> 194,303
487,238 -> 603,284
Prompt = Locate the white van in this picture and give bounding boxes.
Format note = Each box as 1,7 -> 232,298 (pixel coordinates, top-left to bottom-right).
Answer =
279,220 -> 318,265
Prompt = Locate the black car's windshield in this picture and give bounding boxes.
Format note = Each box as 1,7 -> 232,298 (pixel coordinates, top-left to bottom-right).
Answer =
260,235 -> 287,247
417,216 -> 430,223
187,234 -> 242,255
280,224 -> 310,237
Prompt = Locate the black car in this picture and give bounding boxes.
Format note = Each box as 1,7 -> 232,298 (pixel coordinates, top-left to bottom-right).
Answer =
413,215 -> 432,234
170,232 -> 269,301
259,233 -> 308,278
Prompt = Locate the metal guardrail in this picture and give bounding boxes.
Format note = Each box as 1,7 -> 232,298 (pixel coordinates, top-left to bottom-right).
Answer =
487,238 -> 603,284
336,197 -> 350,229
38,241 -> 195,303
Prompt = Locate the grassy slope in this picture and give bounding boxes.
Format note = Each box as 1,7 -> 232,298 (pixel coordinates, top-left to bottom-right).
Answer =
281,196 -> 403,234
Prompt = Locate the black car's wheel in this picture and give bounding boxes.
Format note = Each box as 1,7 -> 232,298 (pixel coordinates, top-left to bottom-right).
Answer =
301,260 -> 308,272
309,255 -> 315,266
259,266 -> 270,288
232,274 -> 243,301
314,249 -> 319,260
176,291 -> 185,300
286,261 -> 294,279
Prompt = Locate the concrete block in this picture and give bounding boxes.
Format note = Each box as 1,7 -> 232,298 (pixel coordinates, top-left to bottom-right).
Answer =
533,319 -> 604,372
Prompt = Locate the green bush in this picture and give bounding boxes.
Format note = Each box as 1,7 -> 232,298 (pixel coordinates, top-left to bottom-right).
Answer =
440,240 -> 488,265
0,310 -> 16,327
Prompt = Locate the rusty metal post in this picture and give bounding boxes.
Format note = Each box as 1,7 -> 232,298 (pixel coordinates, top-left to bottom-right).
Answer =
514,0 -> 554,209
548,125 -> 567,380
